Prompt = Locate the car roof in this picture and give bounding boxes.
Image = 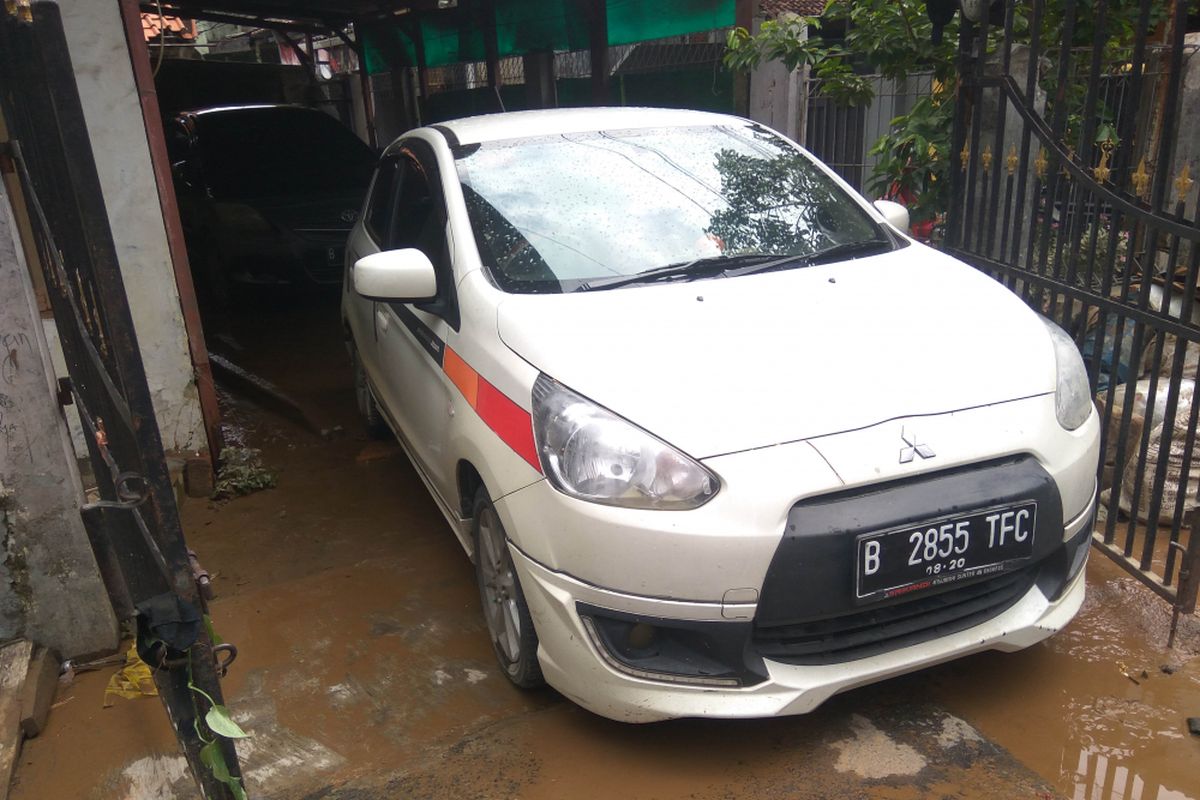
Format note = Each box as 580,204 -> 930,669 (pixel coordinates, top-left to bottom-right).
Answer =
427,106 -> 751,147
181,104 -> 319,118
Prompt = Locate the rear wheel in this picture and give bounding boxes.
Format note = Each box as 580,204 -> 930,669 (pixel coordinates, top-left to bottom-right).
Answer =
351,347 -> 388,439
473,487 -> 544,688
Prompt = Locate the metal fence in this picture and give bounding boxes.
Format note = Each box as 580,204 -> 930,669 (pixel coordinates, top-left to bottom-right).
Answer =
945,0 -> 1200,635
804,72 -> 935,195
1070,746 -> 1181,800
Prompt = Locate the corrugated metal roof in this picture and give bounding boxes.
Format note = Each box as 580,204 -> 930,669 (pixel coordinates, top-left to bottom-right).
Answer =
612,42 -> 727,75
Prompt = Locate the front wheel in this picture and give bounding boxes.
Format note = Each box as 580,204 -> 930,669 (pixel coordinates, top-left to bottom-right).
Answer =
351,346 -> 389,439
473,487 -> 544,689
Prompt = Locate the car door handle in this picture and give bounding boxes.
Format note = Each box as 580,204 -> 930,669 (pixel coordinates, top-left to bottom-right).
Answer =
376,307 -> 390,333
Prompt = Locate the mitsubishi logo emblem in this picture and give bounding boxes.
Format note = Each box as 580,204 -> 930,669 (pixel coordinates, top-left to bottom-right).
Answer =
899,427 -> 936,463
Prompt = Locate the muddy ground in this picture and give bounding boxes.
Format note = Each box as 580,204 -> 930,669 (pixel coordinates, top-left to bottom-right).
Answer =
10,298 -> 1200,800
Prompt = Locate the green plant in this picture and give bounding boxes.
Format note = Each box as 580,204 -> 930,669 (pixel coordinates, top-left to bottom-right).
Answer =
190,620 -> 250,800
212,447 -> 276,500
867,90 -> 954,227
725,0 -> 958,226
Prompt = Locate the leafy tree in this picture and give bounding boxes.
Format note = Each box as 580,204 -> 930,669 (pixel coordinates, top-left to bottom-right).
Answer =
707,141 -> 879,254
726,1 -> 958,230
724,0 -> 1169,235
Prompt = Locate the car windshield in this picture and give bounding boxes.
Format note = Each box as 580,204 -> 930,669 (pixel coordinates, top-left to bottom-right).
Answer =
454,123 -> 891,293
197,108 -> 377,199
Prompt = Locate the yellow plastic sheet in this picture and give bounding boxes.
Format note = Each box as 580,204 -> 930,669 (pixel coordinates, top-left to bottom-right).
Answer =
103,643 -> 158,707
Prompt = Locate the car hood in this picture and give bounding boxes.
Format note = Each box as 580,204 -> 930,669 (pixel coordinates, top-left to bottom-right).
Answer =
496,245 -> 1056,458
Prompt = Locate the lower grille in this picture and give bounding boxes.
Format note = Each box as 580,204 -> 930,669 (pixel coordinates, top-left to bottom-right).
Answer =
752,566 -> 1037,665
303,250 -> 343,284
297,230 -> 348,285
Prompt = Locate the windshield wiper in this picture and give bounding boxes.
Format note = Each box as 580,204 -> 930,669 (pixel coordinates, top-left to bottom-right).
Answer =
724,239 -> 893,278
576,253 -> 784,292
576,239 -> 894,292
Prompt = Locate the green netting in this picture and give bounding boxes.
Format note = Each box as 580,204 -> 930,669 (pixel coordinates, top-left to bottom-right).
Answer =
613,68 -> 733,112
362,0 -> 735,74
496,0 -> 591,58
607,0 -> 734,46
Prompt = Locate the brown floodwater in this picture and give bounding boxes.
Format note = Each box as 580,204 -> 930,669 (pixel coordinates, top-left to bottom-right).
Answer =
11,296 -> 1199,800
212,297 -> 1200,800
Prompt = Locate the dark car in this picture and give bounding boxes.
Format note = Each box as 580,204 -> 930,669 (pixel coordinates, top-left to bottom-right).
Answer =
167,104 -> 376,304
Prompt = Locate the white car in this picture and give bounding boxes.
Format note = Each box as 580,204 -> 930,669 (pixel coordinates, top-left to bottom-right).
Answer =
342,107 -> 1099,723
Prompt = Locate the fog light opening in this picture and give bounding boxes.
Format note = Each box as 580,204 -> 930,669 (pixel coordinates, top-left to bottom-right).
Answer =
580,615 -> 743,688
627,622 -> 657,651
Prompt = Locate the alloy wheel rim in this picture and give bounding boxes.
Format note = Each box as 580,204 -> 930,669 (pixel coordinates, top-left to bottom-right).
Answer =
478,508 -> 521,665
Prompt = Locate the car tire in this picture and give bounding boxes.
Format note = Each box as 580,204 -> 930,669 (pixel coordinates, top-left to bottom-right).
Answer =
472,487 -> 544,689
351,348 -> 389,440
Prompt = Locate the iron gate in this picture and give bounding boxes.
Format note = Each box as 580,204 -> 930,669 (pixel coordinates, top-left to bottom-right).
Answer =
945,0 -> 1199,636
0,3 -> 241,796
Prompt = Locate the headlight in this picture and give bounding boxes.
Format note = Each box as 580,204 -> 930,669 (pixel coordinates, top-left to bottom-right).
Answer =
1042,317 -> 1093,430
532,375 -> 719,509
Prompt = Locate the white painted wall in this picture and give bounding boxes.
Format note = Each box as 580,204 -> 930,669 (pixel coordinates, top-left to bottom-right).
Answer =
748,14 -> 804,143
56,0 -> 205,453
1,181 -> 119,659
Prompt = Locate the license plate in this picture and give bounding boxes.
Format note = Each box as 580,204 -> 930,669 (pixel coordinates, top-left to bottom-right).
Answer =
855,502 -> 1037,601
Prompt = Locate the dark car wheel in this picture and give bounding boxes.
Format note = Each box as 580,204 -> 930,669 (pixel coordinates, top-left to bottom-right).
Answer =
352,348 -> 389,439
473,487 -> 544,689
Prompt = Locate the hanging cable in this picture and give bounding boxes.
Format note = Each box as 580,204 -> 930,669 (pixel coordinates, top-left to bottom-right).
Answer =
152,0 -> 167,77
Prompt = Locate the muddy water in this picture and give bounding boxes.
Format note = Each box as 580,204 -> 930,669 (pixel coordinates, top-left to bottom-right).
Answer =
927,551 -> 1200,800
211,299 -> 1200,800
13,298 -> 1199,800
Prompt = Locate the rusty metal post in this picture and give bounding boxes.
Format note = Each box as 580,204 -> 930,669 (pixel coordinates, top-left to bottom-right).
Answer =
1,4 -> 241,797
1168,510 -> 1200,648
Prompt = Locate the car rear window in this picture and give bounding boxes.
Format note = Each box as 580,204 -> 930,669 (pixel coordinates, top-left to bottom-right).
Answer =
196,108 -> 376,200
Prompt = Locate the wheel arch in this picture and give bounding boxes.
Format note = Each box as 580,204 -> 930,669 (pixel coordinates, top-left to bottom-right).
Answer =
457,459 -> 486,519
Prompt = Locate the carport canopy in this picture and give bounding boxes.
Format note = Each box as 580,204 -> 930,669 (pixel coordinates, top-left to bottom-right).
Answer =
145,0 -> 738,73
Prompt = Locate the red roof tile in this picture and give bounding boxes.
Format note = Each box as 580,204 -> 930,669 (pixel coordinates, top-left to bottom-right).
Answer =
760,0 -> 826,18
141,13 -> 196,41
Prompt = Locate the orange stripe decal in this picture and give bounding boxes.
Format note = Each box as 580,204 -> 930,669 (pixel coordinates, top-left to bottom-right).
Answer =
443,347 -> 541,473
443,346 -> 479,407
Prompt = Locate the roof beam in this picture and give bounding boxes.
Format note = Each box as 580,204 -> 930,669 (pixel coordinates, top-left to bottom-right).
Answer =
141,2 -> 343,33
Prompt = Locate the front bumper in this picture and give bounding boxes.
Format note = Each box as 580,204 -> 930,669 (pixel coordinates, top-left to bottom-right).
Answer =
493,395 -> 1099,722
510,492 -> 1093,723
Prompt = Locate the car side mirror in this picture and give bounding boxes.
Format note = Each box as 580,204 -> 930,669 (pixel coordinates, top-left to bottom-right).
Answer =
873,200 -> 910,234
171,160 -> 198,191
353,248 -> 437,301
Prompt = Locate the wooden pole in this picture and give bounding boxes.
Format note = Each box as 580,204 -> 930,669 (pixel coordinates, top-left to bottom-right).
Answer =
733,0 -> 758,116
